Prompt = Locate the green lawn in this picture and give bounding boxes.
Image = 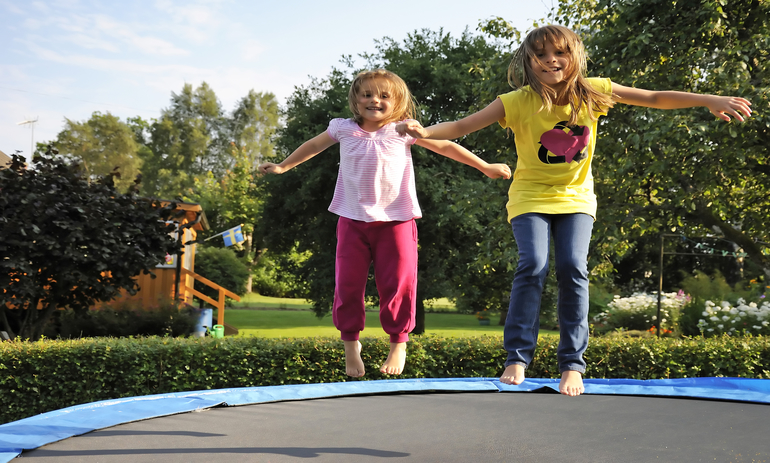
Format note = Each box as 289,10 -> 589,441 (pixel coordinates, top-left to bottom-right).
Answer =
223,293 -> 559,338
231,293 -> 457,312
221,306 -> 558,339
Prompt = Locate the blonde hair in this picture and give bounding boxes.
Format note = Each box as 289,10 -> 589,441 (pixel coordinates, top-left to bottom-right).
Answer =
508,25 -> 615,126
348,69 -> 418,124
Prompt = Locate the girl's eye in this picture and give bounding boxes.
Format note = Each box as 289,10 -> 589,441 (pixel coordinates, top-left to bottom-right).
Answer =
381,93 -> 390,99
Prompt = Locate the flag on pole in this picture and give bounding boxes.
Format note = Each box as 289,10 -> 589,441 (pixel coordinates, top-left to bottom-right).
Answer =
222,225 -> 245,247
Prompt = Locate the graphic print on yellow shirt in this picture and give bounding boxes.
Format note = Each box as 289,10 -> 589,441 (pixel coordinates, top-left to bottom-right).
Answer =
538,121 -> 591,164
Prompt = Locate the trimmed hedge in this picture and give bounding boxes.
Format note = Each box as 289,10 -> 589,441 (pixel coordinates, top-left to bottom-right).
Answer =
2,334 -> 768,424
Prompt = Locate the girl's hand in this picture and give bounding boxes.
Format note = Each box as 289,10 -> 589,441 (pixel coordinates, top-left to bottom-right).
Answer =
484,163 -> 512,179
396,120 -> 429,138
258,162 -> 284,175
707,96 -> 752,122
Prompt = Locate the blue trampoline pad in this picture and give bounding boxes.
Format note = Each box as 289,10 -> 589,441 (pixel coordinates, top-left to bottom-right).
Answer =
2,377 -> 769,462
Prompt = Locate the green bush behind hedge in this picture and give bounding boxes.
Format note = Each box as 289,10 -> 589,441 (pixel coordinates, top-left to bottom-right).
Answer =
2,334 -> 768,424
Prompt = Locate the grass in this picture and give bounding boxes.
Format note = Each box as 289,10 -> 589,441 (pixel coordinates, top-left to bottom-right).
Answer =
221,294 -> 558,338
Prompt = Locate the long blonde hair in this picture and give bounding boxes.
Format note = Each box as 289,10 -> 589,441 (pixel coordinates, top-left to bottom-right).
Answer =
348,69 -> 418,124
508,25 -> 614,125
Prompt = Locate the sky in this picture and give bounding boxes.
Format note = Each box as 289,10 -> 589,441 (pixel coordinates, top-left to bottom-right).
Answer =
1,0 -> 555,160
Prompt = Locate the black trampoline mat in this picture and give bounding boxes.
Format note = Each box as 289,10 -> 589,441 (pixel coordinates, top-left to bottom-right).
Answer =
19,391 -> 770,462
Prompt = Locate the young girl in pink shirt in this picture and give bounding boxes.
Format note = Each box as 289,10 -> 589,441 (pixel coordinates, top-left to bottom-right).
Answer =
259,69 -> 511,378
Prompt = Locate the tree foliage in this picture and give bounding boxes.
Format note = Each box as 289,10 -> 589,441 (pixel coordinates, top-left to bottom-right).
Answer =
142,83 -> 224,198
54,111 -> 142,193
192,246 -> 250,305
183,91 -> 279,292
552,0 -> 770,282
0,150 -> 180,340
140,84 -> 280,200
187,146 -> 266,292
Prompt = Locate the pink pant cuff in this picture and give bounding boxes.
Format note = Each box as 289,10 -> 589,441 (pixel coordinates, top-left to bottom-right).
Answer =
340,331 -> 360,341
390,333 -> 409,343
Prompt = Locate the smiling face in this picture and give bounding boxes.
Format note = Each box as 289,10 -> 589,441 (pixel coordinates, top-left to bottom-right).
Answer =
354,78 -> 395,131
530,40 -> 572,91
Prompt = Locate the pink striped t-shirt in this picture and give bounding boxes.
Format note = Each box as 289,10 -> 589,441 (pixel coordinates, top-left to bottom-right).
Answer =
327,118 -> 422,222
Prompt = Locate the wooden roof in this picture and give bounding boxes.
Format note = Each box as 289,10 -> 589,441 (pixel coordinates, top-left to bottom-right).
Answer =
0,149 -> 11,169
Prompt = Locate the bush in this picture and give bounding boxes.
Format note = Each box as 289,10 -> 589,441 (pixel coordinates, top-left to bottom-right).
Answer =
588,282 -> 615,319
251,248 -> 310,298
697,299 -> 770,337
193,246 -> 250,305
592,291 -> 689,335
2,334 -> 768,424
679,270 -> 766,336
42,298 -> 197,339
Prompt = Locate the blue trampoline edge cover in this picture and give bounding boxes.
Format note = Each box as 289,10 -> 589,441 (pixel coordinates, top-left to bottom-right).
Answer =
1,376 -> 769,462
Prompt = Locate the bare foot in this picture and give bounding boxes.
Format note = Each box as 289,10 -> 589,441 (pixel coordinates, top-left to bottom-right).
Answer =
559,370 -> 584,396
379,342 -> 407,375
499,364 -> 526,385
344,340 -> 365,377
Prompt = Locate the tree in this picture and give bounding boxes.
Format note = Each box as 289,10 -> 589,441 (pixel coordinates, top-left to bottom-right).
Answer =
0,150 -> 180,340
552,0 -> 770,283
187,146 -> 264,292
54,112 -> 142,193
192,246 -> 250,306
225,90 -> 280,166
260,30 -> 515,332
141,83 -> 225,198
185,91 -> 281,293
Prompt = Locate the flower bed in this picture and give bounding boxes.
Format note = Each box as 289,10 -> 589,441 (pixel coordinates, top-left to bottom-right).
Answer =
592,291 -> 690,334
697,299 -> 770,336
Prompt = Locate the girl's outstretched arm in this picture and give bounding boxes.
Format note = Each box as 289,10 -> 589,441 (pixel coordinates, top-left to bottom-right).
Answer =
397,99 -> 506,140
611,82 -> 752,122
258,132 -> 336,174
416,138 -> 512,179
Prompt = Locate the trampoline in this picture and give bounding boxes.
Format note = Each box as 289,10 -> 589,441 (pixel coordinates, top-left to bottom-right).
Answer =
2,377 -> 770,462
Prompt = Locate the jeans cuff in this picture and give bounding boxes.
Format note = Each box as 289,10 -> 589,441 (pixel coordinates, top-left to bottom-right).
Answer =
504,361 -> 528,369
559,366 -> 585,374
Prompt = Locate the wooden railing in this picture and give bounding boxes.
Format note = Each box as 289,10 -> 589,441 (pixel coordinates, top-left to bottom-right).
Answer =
179,267 -> 241,326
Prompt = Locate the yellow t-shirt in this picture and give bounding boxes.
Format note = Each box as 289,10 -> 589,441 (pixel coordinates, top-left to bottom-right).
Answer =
498,77 -> 613,222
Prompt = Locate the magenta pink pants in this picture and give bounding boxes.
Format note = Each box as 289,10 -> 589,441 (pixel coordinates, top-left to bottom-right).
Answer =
332,217 -> 418,343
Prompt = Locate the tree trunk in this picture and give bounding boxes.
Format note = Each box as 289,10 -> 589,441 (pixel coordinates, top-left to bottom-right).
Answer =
413,298 -> 425,335
244,231 -> 254,293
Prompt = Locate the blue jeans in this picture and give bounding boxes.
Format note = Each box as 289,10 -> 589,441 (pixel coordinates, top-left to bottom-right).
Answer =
503,213 -> 593,373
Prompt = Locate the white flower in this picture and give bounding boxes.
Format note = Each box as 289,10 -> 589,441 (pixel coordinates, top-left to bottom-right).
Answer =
718,324 -> 724,329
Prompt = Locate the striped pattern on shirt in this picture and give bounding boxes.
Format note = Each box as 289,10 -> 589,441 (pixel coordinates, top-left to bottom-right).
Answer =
327,118 -> 422,222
